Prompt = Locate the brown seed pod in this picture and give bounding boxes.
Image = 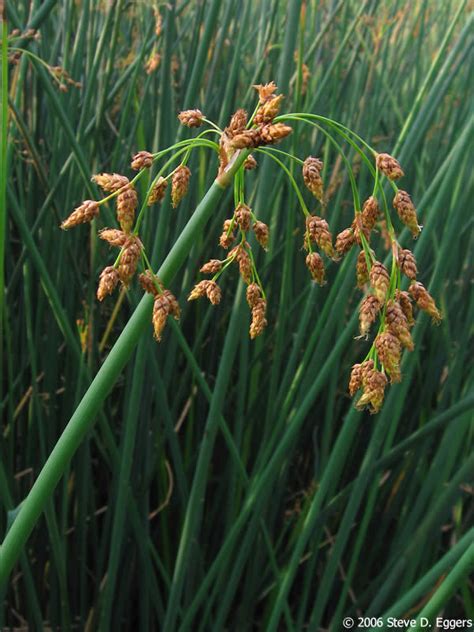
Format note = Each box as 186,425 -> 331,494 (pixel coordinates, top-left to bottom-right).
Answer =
200,259 -> 223,274
254,94 -> 284,125
246,283 -> 262,308
360,196 -> 380,233
205,281 -> 222,305
117,236 -> 142,286
226,109 -> 248,137
230,244 -> 252,284
178,109 -> 205,128
152,290 -> 180,341
92,173 -> 130,193
356,250 -> 370,288
305,252 -> 326,285
306,215 -> 335,258
393,190 -> 421,238
259,123 -> 292,144
253,81 -> 278,104
376,153 -> 404,180
395,289 -> 415,327
375,331 -> 401,383
61,200 -> 99,230
234,203 -> 252,232
131,151 -> 154,171
369,261 -> 390,304
348,359 -> 374,396
253,221 -> 269,250
244,155 -> 257,170
171,165 -> 191,207
250,298 -> 267,339
302,157 -> 324,201
355,368 -> 388,414
139,270 -> 163,296
148,176 -> 168,205
386,299 -> 414,351
116,187 -> 138,233
335,228 -> 355,257
230,128 -> 262,149
99,228 -> 128,247
97,266 -> 120,301
219,219 -> 235,250
398,248 -> 418,279
359,295 -> 381,336
409,281 -> 442,323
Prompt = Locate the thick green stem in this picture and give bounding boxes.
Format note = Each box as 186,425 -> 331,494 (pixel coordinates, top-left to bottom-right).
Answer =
0,152 -> 247,586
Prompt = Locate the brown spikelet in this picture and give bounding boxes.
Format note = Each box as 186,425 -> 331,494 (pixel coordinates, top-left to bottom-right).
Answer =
99,228 -> 128,247
335,228 -> 355,257
148,176 -> 168,205
230,244 -> 252,284
139,270 -> 163,296
395,290 -> 415,327
117,236 -> 142,286
409,281 -> 442,323
259,123 -> 292,144
227,109 -> 248,137
253,221 -> 269,250
131,151 -> 153,171
188,280 -> 210,301
178,109 -> 205,128
230,128 -> 262,149
152,290 -> 180,341
376,153 -> 404,180
305,252 -> 325,285
200,259 -> 223,274
61,200 -> 99,230
359,295 -> 381,336
369,261 -> 390,303
360,196 -> 380,232
171,165 -> 191,207
92,173 -> 130,193
253,81 -> 278,104
234,203 -> 252,231
244,155 -> 257,170
246,283 -> 261,308
97,266 -> 120,301
205,281 -> 222,305
375,331 -> 401,382
393,190 -> 421,238
386,299 -> 414,351
306,215 -> 335,258
356,250 -> 370,288
349,359 -> 374,396
116,187 -> 138,233
398,248 -> 418,279
302,157 -> 324,201
356,368 -> 388,414
219,219 -> 235,249
254,94 -> 284,125
250,298 -> 267,339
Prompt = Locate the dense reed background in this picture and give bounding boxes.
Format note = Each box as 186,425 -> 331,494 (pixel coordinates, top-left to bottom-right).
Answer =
1,0 -> 473,630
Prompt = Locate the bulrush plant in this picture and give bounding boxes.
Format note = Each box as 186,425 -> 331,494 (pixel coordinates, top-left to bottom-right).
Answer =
60,81 -> 442,413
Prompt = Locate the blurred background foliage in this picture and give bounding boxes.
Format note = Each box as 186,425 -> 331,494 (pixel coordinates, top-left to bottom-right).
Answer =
1,0 -> 473,629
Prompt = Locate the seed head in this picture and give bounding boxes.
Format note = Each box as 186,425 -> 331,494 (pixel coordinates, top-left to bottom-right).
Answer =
99,228 -> 128,247
92,173 -> 130,193
259,123 -> 292,144
152,290 -> 180,341
302,157 -> 324,201
348,359 -> 374,396
200,259 -> 223,274
253,81 -> 278,104
393,190 -> 421,238
359,295 -> 381,336
253,221 -> 269,250
369,261 -> 390,304
139,270 -> 163,296
117,187 -> 138,233
306,215 -> 335,258
305,252 -> 325,285
188,279 -> 221,305
409,281 -> 442,323
227,109 -> 248,137
219,219 -> 235,249
395,289 -> 415,327
356,250 -> 370,288
178,109 -> 205,128
230,128 -> 262,149
246,283 -> 262,308
234,203 -> 252,231
335,228 -> 355,257
117,236 -> 142,286
97,266 -> 120,301
188,280 -> 209,301
386,299 -> 414,350
171,165 -> 191,207
360,196 -> 380,232
244,155 -> 257,170
250,298 -> 267,339
131,150 -> 154,171
148,176 -> 168,205
230,244 -> 252,284
61,200 -> 99,230
355,368 -> 388,414
398,248 -> 417,279
376,153 -> 404,180
254,94 -> 284,125
375,331 -> 401,383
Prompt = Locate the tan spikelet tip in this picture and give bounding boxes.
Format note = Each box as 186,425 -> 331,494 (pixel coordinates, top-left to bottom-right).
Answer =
97,266 -> 120,301
92,173 -> 130,193
61,200 -> 99,230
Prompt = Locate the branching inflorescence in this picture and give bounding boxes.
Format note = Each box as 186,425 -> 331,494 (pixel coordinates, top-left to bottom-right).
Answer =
61,81 -> 441,414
